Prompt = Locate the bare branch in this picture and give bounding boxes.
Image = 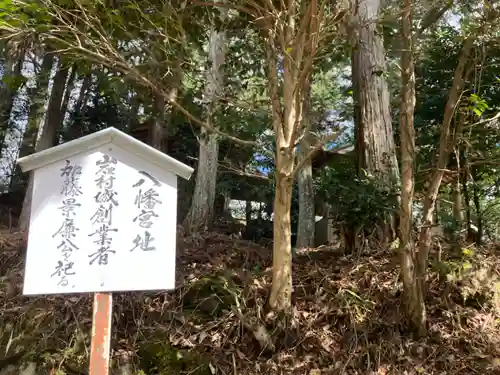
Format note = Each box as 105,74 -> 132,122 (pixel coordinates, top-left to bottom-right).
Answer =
292,127 -> 346,177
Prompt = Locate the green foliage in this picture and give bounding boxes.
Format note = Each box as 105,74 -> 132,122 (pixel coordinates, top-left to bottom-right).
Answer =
316,161 -> 398,233
182,273 -> 242,318
469,93 -> 489,117
433,247 -> 500,312
138,341 -> 211,375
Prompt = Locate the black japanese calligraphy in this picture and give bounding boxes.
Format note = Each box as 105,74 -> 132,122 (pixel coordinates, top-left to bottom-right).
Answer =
130,171 -> 162,252
89,154 -> 119,266
130,231 -> 156,251
60,160 -> 83,197
132,171 -> 161,187
52,218 -> 79,238
58,198 -> 81,217
51,261 -> 76,286
51,160 -> 83,288
88,246 -> 116,265
134,188 -> 161,210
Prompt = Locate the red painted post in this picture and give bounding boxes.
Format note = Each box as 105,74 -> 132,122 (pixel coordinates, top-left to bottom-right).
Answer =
89,292 -> 113,375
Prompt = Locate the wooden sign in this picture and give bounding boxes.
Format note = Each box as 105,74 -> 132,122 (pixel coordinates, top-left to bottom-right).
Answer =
17,127 -> 193,374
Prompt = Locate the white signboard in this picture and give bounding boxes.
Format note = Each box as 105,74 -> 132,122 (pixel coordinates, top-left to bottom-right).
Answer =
23,145 -> 178,295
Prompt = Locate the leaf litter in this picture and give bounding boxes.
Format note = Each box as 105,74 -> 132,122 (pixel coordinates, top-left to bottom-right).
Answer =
1,228 -> 500,374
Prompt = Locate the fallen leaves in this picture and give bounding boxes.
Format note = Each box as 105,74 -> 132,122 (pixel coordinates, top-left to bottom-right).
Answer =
1,230 -> 500,375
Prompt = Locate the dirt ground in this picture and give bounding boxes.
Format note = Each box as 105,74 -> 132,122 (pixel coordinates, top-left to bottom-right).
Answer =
1,228 -> 500,375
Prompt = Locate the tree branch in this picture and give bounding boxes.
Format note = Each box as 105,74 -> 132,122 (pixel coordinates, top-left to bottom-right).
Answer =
292,127 -> 346,177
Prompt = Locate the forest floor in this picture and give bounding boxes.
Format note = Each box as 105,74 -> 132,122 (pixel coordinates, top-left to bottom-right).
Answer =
1,229 -> 500,375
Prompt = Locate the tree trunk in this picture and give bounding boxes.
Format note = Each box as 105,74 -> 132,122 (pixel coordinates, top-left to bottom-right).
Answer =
18,62 -> 70,230
19,53 -> 54,158
269,152 -> 294,311
352,0 -> 399,244
461,148 -> 473,243
9,52 -> 54,191
471,167 -> 482,245
452,174 -> 464,241
417,37 -> 474,282
68,72 -> 92,140
184,4 -> 226,234
74,73 -> 92,115
60,63 -> 78,119
184,130 -> 219,233
399,0 -> 426,337
151,93 -> 165,151
296,88 -> 315,249
0,51 -> 24,154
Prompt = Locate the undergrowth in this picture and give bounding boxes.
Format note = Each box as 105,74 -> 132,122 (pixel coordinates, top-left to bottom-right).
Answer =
1,230 -> 500,375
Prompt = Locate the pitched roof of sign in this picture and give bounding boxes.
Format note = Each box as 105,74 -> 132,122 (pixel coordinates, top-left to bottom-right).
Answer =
17,127 -> 194,180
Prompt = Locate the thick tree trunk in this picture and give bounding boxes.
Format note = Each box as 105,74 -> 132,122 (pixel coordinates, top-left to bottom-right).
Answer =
352,0 -> 399,244
184,5 -> 226,233
184,130 -> 219,233
399,0 -> 426,337
296,89 -> 315,249
417,37 -> 474,282
18,62 -> 70,230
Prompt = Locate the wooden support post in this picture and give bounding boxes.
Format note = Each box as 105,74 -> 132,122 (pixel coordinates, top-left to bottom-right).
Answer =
89,292 -> 113,375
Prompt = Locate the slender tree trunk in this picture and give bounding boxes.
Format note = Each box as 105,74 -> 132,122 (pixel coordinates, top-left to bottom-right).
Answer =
18,62 -> 70,230
267,6 -> 303,311
163,58 -> 182,151
19,53 -> 54,158
461,148 -> 473,243
471,167 -> 482,245
0,51 -> 24,154
60,63 -> 78,119
417,37 -> 474,281
270,162 -> 294,311
9,52 -> 54,191
296,86 -> 315,249
74,73 -> 92,115
151,93 -> 165,151
399,0 -> 426,337
184,6 -> 227,233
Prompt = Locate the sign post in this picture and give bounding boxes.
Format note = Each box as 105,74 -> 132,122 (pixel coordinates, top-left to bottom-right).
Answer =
90,292 -> 113,375
17,127 -> 194,374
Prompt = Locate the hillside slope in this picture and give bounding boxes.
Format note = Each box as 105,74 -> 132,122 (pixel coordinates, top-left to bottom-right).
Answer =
1,230 -> 500,375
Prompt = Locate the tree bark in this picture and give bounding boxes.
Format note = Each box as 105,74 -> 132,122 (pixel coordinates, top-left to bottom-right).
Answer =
352,0 -> 400,244
151,93 -> 166,151
471,167 -> 482,245
461,148 -> 473,243
184,4 -> 227,234
417,37 -> 474,282
184,130 -> 219,233
270,162 -> 294,311
18,61 -> 70,230
60,63 -> 78,119
399,0 -> 426,337
296,87 -> 315,249
0,51 -> 24,155
264,0 -> 322,313
19,53 -> 54,158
